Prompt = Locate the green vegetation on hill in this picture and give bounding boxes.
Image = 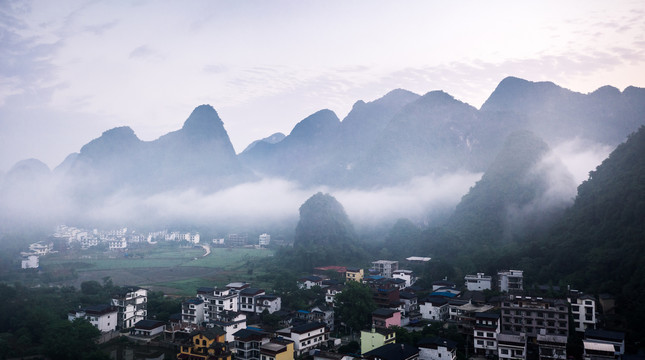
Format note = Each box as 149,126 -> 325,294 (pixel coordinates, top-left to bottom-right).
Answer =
291,192 -> 366,269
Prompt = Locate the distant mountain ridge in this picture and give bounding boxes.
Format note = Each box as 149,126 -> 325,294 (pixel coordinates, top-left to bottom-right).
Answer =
59,105 -> 255,200
2,76 -> 645,227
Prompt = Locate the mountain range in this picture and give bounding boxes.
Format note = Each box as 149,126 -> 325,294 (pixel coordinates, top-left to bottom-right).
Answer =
1,76 -> 644,228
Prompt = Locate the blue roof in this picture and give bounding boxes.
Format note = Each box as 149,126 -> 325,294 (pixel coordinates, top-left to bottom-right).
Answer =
430,291 -> 457,298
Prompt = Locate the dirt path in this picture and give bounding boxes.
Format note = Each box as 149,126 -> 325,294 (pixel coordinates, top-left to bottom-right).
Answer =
201,244 -> 211,257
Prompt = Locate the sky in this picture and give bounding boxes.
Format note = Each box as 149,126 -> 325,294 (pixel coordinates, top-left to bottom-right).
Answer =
1,0 -> 645,172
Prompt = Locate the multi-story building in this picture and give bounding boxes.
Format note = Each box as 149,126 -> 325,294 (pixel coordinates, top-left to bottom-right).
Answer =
372,308 -> 401,328
473,312 -> 500,356
325,285 -> 343,305
371,260 -> 399,278
111,286 -> 147,329
182,298 -> 206,325
346,267 -> 364,282
239,288 -> 266,314
498,333 -> 527,360
255,294 -> 281,314
209,311 -> 246,342
260,338 -> 294,360
276,322 -> 329,356
21,255 -> 39,269
498,270 -> 524,293
418,337 -> 457,360
360,327 -> 396,354
364,343 -> 419,360
393,270 -> 416,287
465,273 -> 492,291
500,295 -> 569,339
179,328 -> 232,360
568,293 -> 598,333
258,233 -> 271,247
584,329 -> 625,358
197,286 -> 240,322
537,333 -> 567,360
68,304 -> 118,332
234,328 -> 272,360
420,297 -> 449,322
399,291 -> 420,323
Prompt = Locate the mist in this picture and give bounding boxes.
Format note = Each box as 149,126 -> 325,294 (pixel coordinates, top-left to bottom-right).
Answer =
0,136 -> 617,239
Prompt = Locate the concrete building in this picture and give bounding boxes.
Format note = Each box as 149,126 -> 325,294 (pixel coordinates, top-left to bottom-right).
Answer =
473,312 -> 500,356
361,327 -> 396,354
500,295 -> 569,339
537,333 -> 567,360
111,286 -> 147,329
568,292 -> 598,333
21,255 -> 39,269
584,329 -> 625,358
68,304 -> 118,333
182,298 -> 206,325
197,286 -> 240,322
346,267 -> 364,282
393,270 -> 416,287
259,233 -> 271,247
276,322 -> 329,356
371,260 -> 399,278
498,270 -> 523,293
498,333 -> 527,360
260,338 -> 294,360
418,337 -> 457,360
465,273 -> 492,291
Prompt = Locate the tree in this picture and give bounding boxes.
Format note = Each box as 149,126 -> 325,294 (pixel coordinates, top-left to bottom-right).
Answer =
334,281 -> 376,332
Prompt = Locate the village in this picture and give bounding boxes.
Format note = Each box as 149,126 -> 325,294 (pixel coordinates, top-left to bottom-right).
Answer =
55,236 -> 623,360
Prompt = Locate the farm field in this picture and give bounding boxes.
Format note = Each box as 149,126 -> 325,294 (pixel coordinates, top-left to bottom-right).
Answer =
39,246 -> 275,296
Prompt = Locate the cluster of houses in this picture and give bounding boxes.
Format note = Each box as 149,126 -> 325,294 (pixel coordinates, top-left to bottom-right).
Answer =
66,258 -> 626,360
20,240 -> 54,269
52,225 -> 201,250
46,225 -> 274,254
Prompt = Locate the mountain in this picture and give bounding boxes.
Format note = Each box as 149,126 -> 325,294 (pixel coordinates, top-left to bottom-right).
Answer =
480,76 -> 645,146
241,132 -> 285,154
239,109 -> 341,183
445,130 -> 576,245
59,105 -> 254,199
292,192 -> 363,266
348,90 -> 483,186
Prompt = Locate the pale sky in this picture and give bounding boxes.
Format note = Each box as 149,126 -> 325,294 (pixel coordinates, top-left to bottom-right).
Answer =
1,0 -> 644,172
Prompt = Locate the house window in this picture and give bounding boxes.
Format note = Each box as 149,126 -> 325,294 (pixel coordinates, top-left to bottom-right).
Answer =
501,349 -> 509,355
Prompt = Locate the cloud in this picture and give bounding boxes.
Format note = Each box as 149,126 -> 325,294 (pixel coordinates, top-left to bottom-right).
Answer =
551,138 -> 613,185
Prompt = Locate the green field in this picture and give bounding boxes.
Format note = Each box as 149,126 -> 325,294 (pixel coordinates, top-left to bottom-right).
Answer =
39,246 -> 275,296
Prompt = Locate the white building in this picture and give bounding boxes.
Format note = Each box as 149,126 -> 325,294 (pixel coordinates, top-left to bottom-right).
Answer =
276,322 -> 329,356
498,270 -> 523,292
473,312 -> 500,357
21,255 -> 39,269
420,297 -> 449,322
465,273 -> 492,291
68,304 -> 118,333
181,298 -> 206,324
132,320 -> 166,337
107,238 -> 127,250
568,293 -> 598,333
238,288 -> 266,313
371,260 -> 399,278
197,286 -> 240,322
584,329 -> 625,358
255,294 -> 282,314
259,233 -> 271,247
418,337 -> 457,360
111,287 -> 147,329
393,270 -> 416,287
209,311 -> 246,342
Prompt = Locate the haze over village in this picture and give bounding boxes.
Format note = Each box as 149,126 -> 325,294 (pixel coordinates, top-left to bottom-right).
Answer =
1,1 -> 645,360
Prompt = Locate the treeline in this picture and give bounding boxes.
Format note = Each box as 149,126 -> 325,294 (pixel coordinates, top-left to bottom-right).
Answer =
0,280 -> 180,359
